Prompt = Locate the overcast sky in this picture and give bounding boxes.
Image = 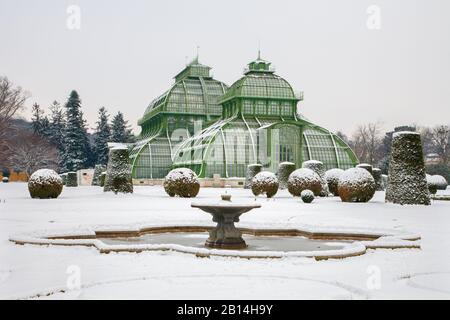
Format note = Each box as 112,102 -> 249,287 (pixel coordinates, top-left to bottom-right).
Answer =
1,0 -> 449,136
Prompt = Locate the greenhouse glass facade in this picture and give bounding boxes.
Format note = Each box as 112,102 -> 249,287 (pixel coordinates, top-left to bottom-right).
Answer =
131,55 -> 358,179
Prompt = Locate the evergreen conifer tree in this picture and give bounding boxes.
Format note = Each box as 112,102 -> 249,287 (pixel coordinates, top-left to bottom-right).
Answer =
111,112 -> 135,143
93,107 -> 111,165
61,90 -> 91,171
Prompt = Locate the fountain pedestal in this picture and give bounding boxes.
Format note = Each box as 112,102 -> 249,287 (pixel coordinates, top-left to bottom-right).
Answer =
191,194 -> 261,249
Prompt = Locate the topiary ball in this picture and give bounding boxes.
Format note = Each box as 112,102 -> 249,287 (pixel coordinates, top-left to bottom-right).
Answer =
251,171 -> 279,198
164,168 -> 200,198
2,177 -> 9,183
28,169 -> 63,199
324,168 -> 344,196
431,175 -> 448,190
302,160 -> 329,196
287,168 -> 322,197
300,190 -> 315,203
356,163 -> 373,175
338,168 -> 376,203
244,164 -> 262,189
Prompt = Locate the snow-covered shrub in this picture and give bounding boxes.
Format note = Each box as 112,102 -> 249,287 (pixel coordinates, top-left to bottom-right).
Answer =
277,162 -> 295,190
28,169 -> 63,199
104,147 -> 133,194
356,163 -> 373,175
66,172 -> 78,187
300,190 -> 315,203
99,172 -> 106,187
244,164 -> 262,189
338,168 -> 376,203
92,164 -> 106,186
287,168 -> 322,197
324,168 -> 344,196
385,132 -> 430,205
426,174 -> 438,195
164,168 -> 200,198
251,171 -> 279,198
372,168 -> 384,191
432,175 -> 448,190
2,177 -> 9,183
302,160 -> 329,196
427,174 -> 447,194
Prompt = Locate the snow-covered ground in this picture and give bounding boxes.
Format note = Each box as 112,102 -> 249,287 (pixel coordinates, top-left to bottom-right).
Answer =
1,183 -> 449,300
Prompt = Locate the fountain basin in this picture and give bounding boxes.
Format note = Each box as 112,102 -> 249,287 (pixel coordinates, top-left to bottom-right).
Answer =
191,194 -> 261,249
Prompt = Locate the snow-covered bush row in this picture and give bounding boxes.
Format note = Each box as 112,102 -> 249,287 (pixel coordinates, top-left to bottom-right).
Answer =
338,168 -> 376,202
164,168 -> 200,198
59,173 -> 67,186
277,162 -> 295,190
28,169 -> 63,199
100,172 -> 106,187
324,168 -> 344,196
66,172 -> 78,187
287,168 -> 322,197
104,146 -> 133,194
251,171 -> 279,198
300,190 -> 315,203
385,132 -> 430,205
244,164 -> 262,189
302,160 -> 329,196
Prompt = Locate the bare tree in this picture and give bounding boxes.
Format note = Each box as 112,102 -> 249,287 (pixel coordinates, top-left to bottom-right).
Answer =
430,125 -> 450,165
8,131 -> 59,177
0,77 -> 30,167
350,122 -> 383,165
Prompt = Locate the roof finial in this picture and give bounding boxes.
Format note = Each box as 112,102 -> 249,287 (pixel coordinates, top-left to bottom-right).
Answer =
195,45 -> 200,63
257,40 -> 261,60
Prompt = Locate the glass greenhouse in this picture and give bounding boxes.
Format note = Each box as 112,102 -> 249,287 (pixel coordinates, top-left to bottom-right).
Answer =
131,55 -> 358,179
130,58 -> 228,179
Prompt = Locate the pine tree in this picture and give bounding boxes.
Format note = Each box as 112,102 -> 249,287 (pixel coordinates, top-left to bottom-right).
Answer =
48,101 -> 66,151
111,111 -> 135,143
31,103 -> 44,135
61,90 -> 91,171
93,107 -> 111,165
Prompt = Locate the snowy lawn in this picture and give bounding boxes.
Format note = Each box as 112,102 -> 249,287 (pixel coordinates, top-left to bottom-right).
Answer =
1,183 -> 449,299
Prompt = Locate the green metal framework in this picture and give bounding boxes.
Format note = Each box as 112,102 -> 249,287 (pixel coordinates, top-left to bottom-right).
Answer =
171,56 -> 358,177
130,58 -> 228,179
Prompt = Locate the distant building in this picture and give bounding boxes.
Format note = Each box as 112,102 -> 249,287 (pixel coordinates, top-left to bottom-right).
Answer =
131,54 -> 358,179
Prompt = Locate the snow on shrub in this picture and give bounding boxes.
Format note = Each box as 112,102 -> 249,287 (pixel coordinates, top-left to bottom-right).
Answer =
104,146 -> 133,194
356,163 -> 373,175
324,168 -> 344,196
382,174 -> 388,189
385,131 -> 430,205
427,174 -> 447,194
287,168 -> 322,197
92,164 -> 106,186
66,172 -> 78,187
300,190 -> 315,203
2,177 -> 9,183
277,162 -> 295,190
372,168 -> 384,191
28,169 -> 63,199
301,160 -> 329,196
164,168 -> 200,198
244,164 -> 262,189
338,168 -> 376,203
251,171 -> 279,198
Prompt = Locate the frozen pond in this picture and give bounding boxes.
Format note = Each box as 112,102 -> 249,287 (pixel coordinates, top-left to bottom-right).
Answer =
100,232 -> 351,252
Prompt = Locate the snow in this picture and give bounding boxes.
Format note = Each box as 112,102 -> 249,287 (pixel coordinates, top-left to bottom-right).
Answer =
28,169 -> 62,184
252,171 -> 277,183
165,168 -> 198,183
289,168 -> 320,183
324,168 -> 344,181
393,131 -> 420,138
1,183 -> 450,299
339,168 -> 374,186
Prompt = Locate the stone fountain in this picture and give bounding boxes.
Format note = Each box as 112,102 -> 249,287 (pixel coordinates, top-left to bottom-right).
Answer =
191,194 -> 261,249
